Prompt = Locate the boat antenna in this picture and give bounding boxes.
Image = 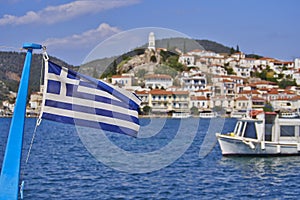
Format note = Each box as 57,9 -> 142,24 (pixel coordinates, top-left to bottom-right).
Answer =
0,43 -> 43,199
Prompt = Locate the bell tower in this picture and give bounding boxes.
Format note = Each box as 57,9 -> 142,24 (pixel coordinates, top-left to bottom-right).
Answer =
148,32 -> 155,50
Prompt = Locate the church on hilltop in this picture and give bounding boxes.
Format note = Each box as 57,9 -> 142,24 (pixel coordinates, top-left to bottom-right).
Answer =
144,32 -> 160,63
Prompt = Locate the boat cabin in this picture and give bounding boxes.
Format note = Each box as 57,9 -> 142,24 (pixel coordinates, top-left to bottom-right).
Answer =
232,112 -> 300,144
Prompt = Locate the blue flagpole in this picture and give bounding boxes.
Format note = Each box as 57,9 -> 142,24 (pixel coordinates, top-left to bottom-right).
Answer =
0,43 -> 42,200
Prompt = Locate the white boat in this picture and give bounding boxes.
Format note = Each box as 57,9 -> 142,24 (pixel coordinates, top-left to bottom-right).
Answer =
172,112 -> 191,118
199,111 -> 217,118
216,111 -> 300,156
230,110 -> 247,119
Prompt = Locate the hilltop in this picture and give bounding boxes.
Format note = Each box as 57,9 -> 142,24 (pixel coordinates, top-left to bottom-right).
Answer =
79,38 -> 238,78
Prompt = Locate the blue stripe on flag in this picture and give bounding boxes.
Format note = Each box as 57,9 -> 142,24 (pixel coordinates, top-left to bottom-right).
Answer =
42,113 -> 137,137
48,61 -> 62,75
44,99 -> 139,124
47,80 -> 61,94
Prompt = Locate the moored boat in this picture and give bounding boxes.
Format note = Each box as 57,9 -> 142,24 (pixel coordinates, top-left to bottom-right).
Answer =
216,111 -> 300,156
172,112 -> 191,118
199,111 -> 217,118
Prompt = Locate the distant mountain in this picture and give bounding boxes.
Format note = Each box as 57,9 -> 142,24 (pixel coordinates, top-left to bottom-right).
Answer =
196,39 -> 232,54
0,51 -> 75,103
138,37 -> 232,54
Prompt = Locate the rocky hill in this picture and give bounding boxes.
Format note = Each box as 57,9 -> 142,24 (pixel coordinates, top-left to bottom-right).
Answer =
79,38 -> 235,78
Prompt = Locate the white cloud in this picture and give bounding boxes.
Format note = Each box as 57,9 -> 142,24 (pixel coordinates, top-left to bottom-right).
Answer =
0,0 -> 140,25
43,23 -> 121,49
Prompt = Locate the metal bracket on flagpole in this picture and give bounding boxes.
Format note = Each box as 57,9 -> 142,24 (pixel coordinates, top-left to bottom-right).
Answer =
42,47 -> 49,62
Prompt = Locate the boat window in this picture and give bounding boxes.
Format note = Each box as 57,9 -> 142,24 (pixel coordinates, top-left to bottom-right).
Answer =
234,121 -> 242,136
244,121 -> 257,139
280,126 -> 295,137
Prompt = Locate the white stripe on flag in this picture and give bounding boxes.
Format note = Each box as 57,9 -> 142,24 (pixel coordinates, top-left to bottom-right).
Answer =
77,84 -> 120,102
45,93 -> 137,117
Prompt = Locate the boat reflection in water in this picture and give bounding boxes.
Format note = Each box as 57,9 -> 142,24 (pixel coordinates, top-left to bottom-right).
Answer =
216,110 -> 300,156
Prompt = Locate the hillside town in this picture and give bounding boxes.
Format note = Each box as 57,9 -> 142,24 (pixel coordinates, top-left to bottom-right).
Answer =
1,32 -> 300,118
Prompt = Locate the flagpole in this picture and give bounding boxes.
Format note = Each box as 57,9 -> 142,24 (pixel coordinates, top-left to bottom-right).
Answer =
0,43 -> 42,200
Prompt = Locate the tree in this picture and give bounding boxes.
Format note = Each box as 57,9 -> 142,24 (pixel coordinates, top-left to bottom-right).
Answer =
278,78 -> 297,89
236,45 -> 240,52
230,47 -> 235,55
190,106 -> 199,115
167,55 -> 185,71
225,66 -> 236,75
142,106 -> 152,115
263,102 -> 273,112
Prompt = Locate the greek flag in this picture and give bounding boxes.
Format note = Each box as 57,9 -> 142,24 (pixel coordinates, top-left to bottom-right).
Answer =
40,61 -> 141,137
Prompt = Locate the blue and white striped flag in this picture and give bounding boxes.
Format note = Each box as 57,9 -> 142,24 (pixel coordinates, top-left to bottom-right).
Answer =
40,61 -> 141,137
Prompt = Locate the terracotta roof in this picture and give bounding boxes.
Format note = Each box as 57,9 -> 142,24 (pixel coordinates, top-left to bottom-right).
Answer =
135,90 -> 149,95
172,91 -> 189,95
112,75 -> 131,78
235,96 -> 249,101
239,90 -> 260,95
268,89 -> 279,94
149,89 -> 173,95
252,96 -> 265,101
189,49 -> 204,53
191,96 -> 208,101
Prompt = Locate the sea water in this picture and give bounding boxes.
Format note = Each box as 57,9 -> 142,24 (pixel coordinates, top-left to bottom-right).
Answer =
1,118 -> 300,199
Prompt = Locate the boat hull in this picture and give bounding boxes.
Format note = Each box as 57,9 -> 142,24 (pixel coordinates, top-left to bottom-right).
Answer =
217,134 -> 300,156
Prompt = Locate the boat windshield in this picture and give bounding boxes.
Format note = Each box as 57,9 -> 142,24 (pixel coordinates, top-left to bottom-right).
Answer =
243,121 -> 257,139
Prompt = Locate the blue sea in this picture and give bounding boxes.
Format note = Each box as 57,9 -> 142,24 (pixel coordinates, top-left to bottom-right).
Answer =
1,117 -> 300,199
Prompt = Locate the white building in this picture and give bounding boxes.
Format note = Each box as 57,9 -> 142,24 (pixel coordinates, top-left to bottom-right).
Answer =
232,65 -> 251,78
145,74 -> 173,89
294,58 -> 300,69
180,70 -> 206,91
208,65 -> 227,76
178,54 -> 195,66
111,74 -> 134,87
190,96 -> 209,109
293,70 -> 300,85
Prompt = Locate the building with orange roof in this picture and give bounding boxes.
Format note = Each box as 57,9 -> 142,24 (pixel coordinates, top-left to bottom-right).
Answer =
190,96 -> 210,110
235,96 -> 251,110
145,89 -> 190,114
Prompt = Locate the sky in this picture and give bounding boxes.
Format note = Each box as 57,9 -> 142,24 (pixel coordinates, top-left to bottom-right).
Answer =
0,0 -> 299,66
